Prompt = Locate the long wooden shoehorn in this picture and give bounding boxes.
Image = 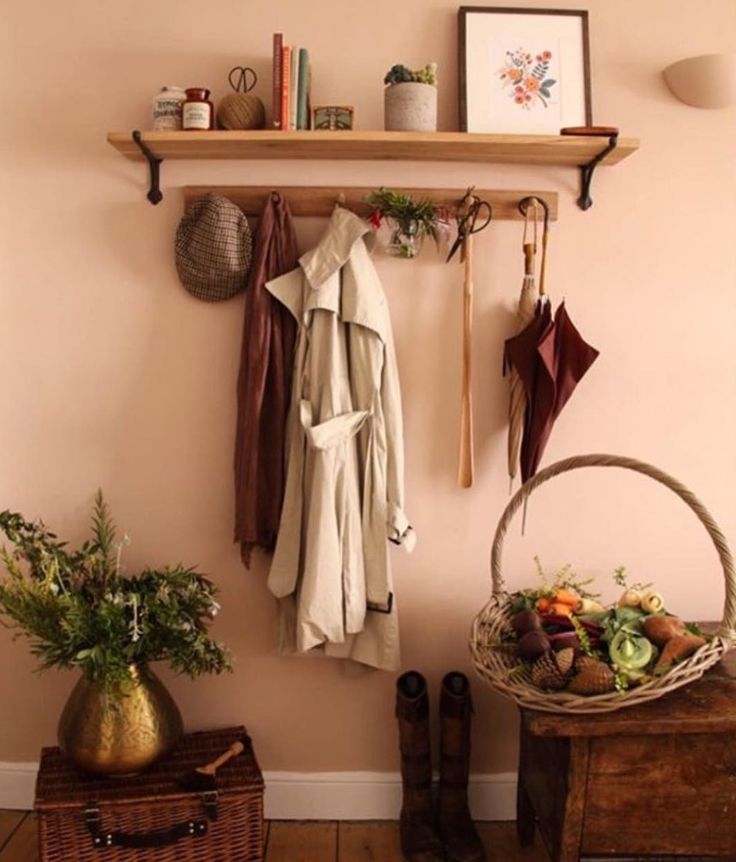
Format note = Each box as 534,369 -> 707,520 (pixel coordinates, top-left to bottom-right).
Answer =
458,233 -> 474,488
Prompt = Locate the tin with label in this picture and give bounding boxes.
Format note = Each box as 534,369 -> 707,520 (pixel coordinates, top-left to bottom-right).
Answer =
152,86 -> 186,131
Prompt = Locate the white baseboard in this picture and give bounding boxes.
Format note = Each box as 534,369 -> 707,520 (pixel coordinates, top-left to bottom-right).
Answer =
0,763 -> 37,811
263,771 -> 517,820
0,762 -> 516,821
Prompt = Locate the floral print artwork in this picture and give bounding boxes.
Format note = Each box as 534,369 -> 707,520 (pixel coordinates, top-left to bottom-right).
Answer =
499,48 -> 556,110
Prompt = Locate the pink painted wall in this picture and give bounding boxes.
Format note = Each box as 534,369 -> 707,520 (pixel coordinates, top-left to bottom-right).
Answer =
1,0 -> 735,775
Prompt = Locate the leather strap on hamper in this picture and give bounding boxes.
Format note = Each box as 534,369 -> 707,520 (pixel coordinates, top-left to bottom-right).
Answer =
84,801 -> 212,850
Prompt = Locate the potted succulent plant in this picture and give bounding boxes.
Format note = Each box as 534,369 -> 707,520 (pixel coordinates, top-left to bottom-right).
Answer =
366,187 -> 450,258
384,62 -> 438,132
0,493 -> 231,775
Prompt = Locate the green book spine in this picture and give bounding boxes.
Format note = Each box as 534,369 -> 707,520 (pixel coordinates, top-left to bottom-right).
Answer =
297,48 -> 310,130
289,45 -> 298,130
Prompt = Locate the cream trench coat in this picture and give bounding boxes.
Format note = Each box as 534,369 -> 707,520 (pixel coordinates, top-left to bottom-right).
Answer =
265,206 -> 414,671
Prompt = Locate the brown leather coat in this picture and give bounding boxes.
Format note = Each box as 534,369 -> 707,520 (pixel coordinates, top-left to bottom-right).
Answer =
234,192 -> 298,564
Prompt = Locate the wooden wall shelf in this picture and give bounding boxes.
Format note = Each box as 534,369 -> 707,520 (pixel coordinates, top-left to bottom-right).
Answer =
108,129 -> 638,166
106,129 -> 639,209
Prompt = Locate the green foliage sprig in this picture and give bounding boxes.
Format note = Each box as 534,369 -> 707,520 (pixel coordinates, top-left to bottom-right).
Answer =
612,565 -> 652,593
0,493 -> 232,694
532,556 -> 600,601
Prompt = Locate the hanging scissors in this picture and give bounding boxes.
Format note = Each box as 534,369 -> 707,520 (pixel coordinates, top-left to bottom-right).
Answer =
446,188 -> 493,263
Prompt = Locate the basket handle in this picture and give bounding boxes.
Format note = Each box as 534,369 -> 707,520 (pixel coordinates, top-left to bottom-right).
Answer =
490,454 -> 736,640
84,804 -> 210,850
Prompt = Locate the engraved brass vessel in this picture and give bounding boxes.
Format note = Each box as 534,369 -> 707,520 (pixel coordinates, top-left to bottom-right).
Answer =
57,664 -> 183,775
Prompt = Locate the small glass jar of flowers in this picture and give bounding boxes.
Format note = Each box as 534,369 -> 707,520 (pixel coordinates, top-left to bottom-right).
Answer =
365,187 -> 450,259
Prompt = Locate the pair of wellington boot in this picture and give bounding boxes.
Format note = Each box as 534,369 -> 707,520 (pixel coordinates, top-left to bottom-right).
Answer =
396,670 -> 486,862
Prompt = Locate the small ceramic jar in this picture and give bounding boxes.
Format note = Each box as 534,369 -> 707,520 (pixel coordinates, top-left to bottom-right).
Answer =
182,88 -> 214,130
152,86 -> 187,131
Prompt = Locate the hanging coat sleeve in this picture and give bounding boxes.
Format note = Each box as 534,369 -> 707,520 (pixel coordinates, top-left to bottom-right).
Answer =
381,323 -> 414,551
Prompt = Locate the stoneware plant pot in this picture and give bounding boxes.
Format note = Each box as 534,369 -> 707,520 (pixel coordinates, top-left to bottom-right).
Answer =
384,82 -> 437,132
57,664 -> 183,775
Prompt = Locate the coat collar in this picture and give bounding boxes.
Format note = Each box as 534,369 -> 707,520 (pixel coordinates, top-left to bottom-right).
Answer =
266,207 -> 388,344
299,206 -> 374,290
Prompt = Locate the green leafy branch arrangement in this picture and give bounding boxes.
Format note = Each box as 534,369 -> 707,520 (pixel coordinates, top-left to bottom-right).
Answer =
0,493 -> 232,693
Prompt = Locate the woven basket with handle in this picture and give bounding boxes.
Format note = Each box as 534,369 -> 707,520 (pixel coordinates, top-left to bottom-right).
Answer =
470,454 -> 736,714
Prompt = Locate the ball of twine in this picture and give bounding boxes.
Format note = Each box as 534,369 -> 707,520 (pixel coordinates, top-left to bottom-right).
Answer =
216,94 -> 266,130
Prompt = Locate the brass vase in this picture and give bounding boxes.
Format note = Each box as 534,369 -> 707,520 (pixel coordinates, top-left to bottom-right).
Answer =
57,664 -> 183,776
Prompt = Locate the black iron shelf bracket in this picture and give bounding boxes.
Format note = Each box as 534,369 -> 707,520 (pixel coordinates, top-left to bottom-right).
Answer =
132,130 -> 164,205
577,131 -> 618,211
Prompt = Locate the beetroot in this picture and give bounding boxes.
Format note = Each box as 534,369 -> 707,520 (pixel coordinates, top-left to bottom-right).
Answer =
541,614 -> 574,631
549,632 -> 581,651
511,609 -> 542,637
542,614 -> 603,637
517,630 -> 551,661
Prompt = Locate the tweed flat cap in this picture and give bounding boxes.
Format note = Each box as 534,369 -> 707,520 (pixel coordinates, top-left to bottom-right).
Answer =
175,193 -> 253,301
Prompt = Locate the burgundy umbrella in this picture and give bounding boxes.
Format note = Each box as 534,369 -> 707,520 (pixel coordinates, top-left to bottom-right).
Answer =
505,299 -> 599,484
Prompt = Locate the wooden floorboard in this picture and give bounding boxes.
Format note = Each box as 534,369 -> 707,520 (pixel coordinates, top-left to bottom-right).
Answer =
266,820 -> 338,862
477,822 -> 549,861
0,811 -> 550,862
338,821 -> 403,861
0,815 -> 38,862
0,813 -> 25,855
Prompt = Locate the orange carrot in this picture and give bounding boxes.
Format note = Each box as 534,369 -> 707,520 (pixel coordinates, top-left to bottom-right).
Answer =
553,588 -> 580,608
536,597 -> 551,612
549,602 -> 573,618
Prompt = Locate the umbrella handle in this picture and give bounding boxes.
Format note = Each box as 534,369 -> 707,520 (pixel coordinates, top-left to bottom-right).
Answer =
457,234 -> 474,488
539,225 -> 549,296
523,243 -> 535,277
520,196 -> 549,294
489,453 -> 736,642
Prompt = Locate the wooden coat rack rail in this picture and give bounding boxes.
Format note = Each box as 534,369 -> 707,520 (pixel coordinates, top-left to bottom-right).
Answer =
182,186 -> 559,221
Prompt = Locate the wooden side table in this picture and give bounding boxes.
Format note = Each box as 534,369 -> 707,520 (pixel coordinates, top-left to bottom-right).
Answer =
517,653 -> 736,861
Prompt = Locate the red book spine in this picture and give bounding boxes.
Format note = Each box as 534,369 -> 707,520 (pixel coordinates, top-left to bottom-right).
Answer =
272,33 -> 283,130
280,46 -> 291,131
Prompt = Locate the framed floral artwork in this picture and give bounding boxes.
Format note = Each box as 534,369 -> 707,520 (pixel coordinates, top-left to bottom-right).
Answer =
458,7 -> 592,133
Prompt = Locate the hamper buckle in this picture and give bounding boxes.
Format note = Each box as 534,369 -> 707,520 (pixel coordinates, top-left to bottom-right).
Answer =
201,789 -> 219,821
84,805 -> 100,828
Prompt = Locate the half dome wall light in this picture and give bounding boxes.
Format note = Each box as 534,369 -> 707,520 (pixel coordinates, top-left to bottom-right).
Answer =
663,53 -> 736,109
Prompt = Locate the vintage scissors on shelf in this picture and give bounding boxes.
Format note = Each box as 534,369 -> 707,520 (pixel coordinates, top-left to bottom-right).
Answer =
228,65 -> 258,94
446,187 -> 493,263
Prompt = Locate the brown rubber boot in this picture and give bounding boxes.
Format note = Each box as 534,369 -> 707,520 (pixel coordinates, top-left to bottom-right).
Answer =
438,672 -> 486,862
396,671 -> 444,862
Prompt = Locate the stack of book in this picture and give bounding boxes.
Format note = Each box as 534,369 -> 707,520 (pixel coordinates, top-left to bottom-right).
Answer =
272,34 -> 310,130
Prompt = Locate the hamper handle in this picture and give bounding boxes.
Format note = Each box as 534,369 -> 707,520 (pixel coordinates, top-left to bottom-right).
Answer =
84,805 -> 209,850
490,454 -> 736,640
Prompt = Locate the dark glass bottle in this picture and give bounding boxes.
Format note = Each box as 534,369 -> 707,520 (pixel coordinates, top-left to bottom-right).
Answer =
182,88 -> 214,130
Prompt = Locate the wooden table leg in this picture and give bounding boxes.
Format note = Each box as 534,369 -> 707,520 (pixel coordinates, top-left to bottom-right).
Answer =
516,717 -> 536,847
516,780 -> 536,847
556,737 -> 590,862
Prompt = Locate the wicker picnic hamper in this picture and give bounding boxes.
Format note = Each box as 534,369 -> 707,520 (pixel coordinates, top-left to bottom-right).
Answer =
470,454 -> 736,714
34,726 -> 264,862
